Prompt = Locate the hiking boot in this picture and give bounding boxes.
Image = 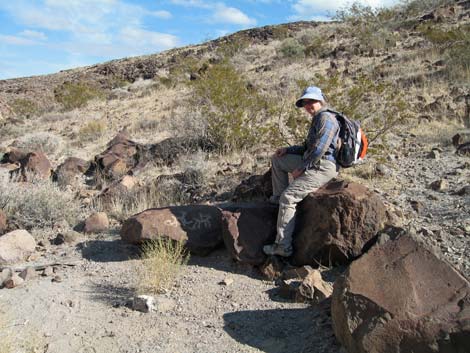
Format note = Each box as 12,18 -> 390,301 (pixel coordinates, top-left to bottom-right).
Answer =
268,195 -> 280,205
263,243 -> 292,257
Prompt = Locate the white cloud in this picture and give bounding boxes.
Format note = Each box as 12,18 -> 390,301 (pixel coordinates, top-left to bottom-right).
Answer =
0,34 -> 38,46
212,4 -> 256,26
291,0 -> 399,19
19,29 -> 48,40
169,0 -> 210,8
150,10 -> 172,19
0,0 -> 178,57
120,27 -> 179,49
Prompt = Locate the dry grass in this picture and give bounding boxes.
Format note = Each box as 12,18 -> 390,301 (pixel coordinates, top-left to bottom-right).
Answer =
408,119 -> 464,146
78,119 -> 107,142
138,237 -> 189,294
13,131 -> 65,156
0,172 -> 82,229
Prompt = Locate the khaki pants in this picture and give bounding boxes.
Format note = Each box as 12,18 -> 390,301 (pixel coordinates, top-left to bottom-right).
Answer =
271,154 -> 338,249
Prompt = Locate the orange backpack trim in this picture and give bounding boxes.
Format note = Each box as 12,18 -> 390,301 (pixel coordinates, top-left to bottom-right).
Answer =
358,128 -> 368,160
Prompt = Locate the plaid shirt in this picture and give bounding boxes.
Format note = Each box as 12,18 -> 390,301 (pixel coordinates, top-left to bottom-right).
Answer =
286,107 -> 339,170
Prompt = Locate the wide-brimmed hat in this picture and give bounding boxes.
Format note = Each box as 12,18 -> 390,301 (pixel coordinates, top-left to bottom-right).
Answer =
295,86 -> 324,107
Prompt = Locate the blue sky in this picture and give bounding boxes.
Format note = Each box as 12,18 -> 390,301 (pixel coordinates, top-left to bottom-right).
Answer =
0,0 -> 399,80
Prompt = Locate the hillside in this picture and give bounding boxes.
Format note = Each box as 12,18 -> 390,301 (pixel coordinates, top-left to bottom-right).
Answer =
0,0 -> 469,352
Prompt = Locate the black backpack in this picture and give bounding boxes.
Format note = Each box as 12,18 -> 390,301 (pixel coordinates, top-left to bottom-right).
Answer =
327,109 -> 368,168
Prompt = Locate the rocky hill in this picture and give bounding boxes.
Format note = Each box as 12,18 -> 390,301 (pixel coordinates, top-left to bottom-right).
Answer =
0,0 -> 469,352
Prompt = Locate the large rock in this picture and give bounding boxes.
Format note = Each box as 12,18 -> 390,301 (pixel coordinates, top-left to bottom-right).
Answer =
18,151 -> 53,179
120,205 -> 223,255
84,212 -> 109,234
93,133 -> 143,181
0,147 -> 27,164
232,170 -> 272,202
292,180 -> 388,266
0,230 -> 36,265
331,231 -> 470,353
53,157 -> 90,186
221,203 -> 277,265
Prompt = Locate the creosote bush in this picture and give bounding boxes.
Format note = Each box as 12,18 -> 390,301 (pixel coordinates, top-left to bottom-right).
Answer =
10,98 -> 39,118
54,82 -> 105,110
191,61 -> 277,151
0,173 -> 81,229
138,237 -> 189,294
278,38 -> 305,59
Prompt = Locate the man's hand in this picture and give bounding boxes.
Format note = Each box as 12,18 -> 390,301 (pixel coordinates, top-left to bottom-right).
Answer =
274,148 -> 287,158
291,168 -> 304,179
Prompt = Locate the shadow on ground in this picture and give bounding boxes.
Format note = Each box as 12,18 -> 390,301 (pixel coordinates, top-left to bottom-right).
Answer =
223,303 -> 340,353
78,238 -> 140,262
187,248 -> 266,280
88,282 -> 137,307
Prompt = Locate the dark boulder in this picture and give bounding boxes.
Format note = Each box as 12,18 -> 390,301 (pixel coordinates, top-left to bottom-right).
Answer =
120,205 -> 223,256
53,157 -> 90,186
331,231 -> 470,353
221,203 -> 277,265
232,170 -> 272,202
17,151 -> 53,180
292,180 -> 388,266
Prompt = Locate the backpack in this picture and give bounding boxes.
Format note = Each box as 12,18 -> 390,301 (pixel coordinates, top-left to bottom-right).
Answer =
326,109 -> 368,168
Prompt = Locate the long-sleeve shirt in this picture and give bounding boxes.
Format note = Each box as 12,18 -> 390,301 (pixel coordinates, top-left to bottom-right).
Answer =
286,107 -> 339,171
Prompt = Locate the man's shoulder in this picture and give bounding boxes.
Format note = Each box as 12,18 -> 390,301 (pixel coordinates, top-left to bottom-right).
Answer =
316,109 -> 339,126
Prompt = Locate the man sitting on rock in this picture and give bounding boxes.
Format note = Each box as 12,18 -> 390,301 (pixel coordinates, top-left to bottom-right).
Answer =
263,86 -> 340,257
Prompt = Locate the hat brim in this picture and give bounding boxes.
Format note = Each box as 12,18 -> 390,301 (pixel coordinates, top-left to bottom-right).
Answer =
295,93 -> 324,108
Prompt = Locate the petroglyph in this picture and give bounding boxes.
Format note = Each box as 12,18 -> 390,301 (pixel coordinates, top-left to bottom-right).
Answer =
163,211 -> 213,231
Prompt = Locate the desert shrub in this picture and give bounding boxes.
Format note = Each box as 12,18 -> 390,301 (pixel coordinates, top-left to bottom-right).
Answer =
54,82 -> 105,110
217,36 -> 250,58
13,131 -> 64,155
9,98 -> 39,118
0,173 -> 81,229
400,0 -> 455,17
191,61 -> 276,151
103,177 -> 192,221
335,3 -> 399,51
41,111 -> 75,123
79,119 -> 107,141
417,23 -> 470,83
278,38 -> 305,59
138,237 -> 189,294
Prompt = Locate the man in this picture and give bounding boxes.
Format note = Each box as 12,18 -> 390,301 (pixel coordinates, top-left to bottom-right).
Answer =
263,86 -> 340,257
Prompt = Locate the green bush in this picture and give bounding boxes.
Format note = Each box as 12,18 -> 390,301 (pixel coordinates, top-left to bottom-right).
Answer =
417,23 -> 470,83
278,38 -> 305,59
54,82 -> 105,110
335,3 -> 399,52
191,61 -> 276,151
10,98 -> 39,118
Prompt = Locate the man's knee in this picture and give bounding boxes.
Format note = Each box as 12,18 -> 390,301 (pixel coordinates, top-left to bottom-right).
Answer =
279,191 -> 298,206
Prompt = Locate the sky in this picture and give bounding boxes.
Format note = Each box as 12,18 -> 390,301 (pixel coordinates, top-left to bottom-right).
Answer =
0,0 -> 400,80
